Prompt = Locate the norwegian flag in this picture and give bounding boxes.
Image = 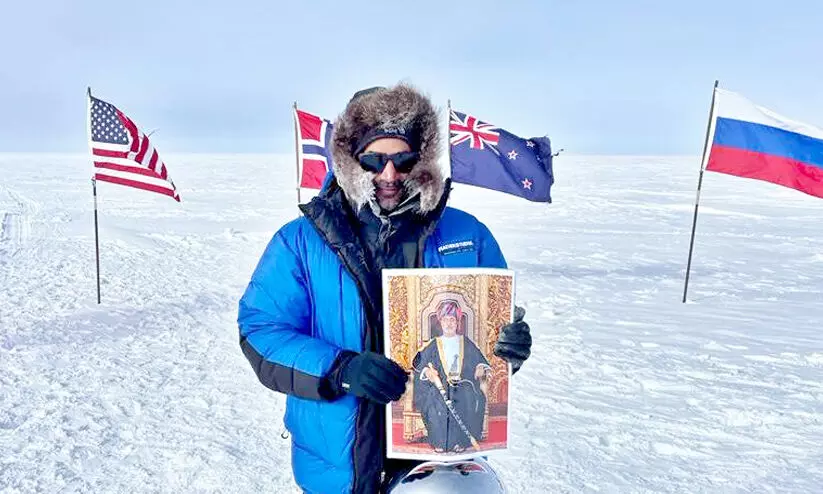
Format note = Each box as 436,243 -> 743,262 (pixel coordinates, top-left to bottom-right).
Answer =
294,107 -> 334,189
449,107 -> 554,203
88,91 -> 180,202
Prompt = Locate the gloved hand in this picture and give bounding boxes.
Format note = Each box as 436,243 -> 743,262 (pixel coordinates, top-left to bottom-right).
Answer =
325,351 -> 408,404
494,306 -> 532,374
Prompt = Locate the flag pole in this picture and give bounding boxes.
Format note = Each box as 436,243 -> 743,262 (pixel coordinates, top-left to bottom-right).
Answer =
682,79 -> 719,303
92,177 -> 101,304
293,101 -> 302,205
87,87 -> 102,304
446,99 -> 452,179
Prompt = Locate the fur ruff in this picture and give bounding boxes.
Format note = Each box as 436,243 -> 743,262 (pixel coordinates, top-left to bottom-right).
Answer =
330,82 -> 445,214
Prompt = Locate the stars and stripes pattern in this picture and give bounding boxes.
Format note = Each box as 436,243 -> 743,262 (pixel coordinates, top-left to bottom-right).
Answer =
88,93 -> 180,201
294,108 -> 334,189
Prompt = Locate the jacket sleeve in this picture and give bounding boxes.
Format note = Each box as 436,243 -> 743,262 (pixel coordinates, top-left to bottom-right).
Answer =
237,225 -> 343,401
476,221 -> 508,269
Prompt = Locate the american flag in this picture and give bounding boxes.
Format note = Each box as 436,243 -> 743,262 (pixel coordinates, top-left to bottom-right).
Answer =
294,107 -> 333,189
88,92 -> 180,202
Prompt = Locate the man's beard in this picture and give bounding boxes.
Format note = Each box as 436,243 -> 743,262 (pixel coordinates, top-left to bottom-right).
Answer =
374,179 -> 407,211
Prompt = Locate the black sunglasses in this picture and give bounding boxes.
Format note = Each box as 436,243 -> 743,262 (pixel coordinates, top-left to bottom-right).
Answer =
358,151 -> 420,174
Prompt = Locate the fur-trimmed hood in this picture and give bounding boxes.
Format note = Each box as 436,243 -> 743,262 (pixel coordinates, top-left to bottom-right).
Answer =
330,82 -> 445,214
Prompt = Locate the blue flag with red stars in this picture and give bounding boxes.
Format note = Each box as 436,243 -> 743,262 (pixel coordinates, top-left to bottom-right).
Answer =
449,109 -> 554,203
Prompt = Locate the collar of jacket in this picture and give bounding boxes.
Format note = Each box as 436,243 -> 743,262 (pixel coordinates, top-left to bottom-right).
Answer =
301,178 -> 451,271
356,192 -> 428,249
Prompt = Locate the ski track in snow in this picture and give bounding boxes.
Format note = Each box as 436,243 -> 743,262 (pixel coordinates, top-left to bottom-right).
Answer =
1,154 -> 822,493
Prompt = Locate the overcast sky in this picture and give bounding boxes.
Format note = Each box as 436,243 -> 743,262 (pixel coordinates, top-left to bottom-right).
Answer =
2,0 -> 822,154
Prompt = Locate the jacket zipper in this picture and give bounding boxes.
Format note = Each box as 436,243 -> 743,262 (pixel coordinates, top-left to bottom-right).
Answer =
301,209 -> 373,491
334,247 -> 376,493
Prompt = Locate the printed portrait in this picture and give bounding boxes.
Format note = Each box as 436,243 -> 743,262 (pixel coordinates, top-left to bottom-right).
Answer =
382,268 -> 514,461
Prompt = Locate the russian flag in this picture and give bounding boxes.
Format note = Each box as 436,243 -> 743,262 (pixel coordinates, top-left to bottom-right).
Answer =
705,88 -> 823,199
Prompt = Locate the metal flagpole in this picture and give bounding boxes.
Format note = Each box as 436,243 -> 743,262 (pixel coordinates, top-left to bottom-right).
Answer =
92,178 -> 101,304
293,101 -> 302,205
683,80 -> 719,303
87,87 -> 102,304
446,99 -> 452,180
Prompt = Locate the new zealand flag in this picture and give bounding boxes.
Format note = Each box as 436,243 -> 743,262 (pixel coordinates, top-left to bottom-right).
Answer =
449,109 -> 554,203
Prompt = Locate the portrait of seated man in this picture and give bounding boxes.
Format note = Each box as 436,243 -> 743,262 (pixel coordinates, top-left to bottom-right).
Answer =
411,299 -> 492,453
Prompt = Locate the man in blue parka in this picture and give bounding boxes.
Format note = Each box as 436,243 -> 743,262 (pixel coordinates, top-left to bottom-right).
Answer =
238,82 -> 532,493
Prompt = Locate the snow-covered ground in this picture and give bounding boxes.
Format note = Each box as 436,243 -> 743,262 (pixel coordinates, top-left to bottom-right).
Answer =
2,153 -> 822,493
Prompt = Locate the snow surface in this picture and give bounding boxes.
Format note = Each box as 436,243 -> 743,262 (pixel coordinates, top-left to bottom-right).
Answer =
2,153 -> 822,493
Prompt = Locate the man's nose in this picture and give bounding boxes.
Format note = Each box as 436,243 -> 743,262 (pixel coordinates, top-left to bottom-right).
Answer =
379,160 -> 399,181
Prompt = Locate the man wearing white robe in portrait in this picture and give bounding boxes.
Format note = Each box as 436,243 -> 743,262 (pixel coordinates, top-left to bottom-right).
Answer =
412,300 -> 492,452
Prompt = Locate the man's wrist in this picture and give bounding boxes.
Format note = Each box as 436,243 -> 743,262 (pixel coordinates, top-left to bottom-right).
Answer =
319,350 -> 358,399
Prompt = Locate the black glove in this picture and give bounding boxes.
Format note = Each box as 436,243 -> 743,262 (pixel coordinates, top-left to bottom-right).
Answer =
494,305 -> 532,374
322,351 -> 408,404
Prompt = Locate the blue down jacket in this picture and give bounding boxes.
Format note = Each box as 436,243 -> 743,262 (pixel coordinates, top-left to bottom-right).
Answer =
237,180 -> 506,493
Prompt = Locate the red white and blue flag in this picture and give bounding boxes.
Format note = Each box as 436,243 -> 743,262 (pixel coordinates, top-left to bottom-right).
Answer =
87,92 -> 180,201
294,108 -> 334,190
449,110 -> 501,152
705,88 -> 823,199
449,109 -> 554,203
